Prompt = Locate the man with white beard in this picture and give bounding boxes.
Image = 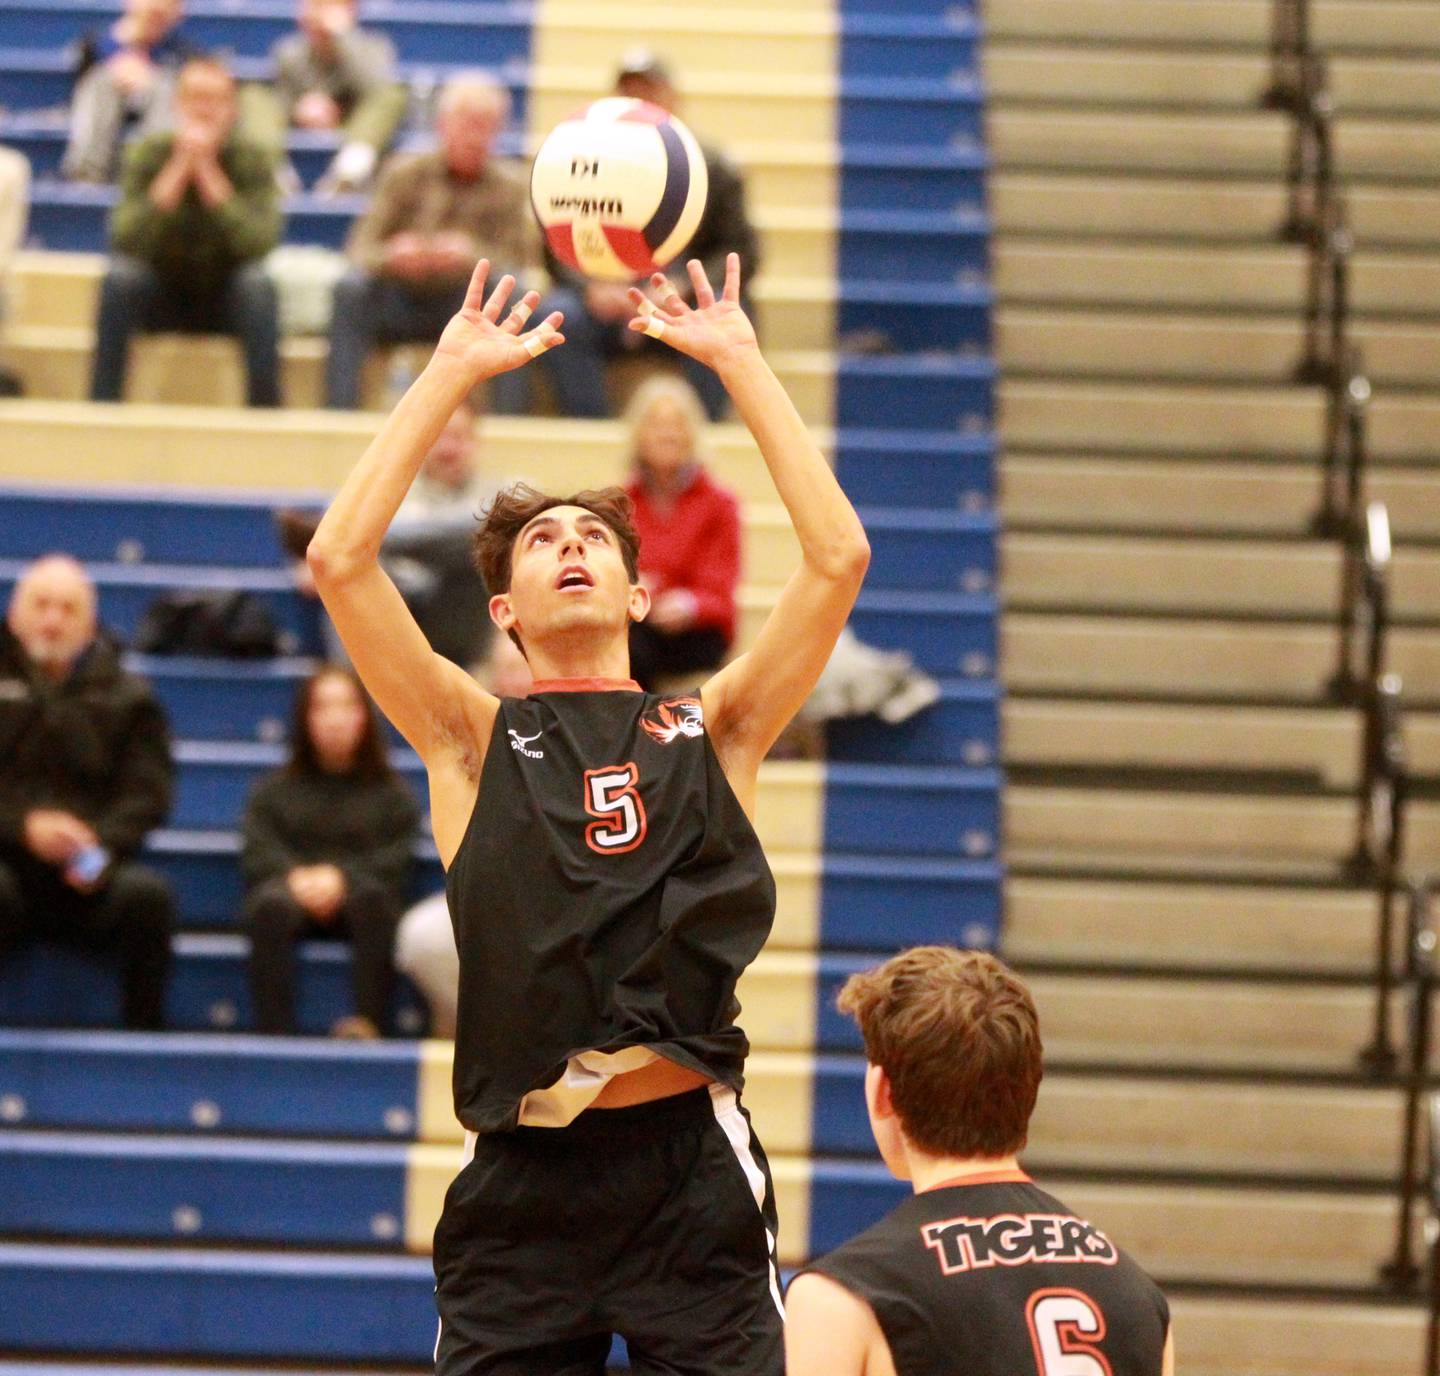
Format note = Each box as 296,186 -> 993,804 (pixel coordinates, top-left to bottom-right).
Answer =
0,556 -> 175,1029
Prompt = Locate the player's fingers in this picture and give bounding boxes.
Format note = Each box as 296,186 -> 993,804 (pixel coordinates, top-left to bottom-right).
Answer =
500,289 -> 541,335
522,322 -> 566,358
462,259 -> 490,314
482,273 -> 516,322
686,259 -> 716,309
648,272 -> 686,315
723,251 -> 741,303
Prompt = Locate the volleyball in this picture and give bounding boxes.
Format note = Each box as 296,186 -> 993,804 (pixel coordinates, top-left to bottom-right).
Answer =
530,97 -> 710,282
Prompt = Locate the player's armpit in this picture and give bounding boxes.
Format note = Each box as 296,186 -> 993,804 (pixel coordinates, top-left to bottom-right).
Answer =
307,554 -> 497,768
784,1272 -> 889,1376
702,554 -> 864,774
1162,1325 -> 1175,1376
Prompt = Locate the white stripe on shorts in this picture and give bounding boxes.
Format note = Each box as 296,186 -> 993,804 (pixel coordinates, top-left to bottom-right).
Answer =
709,1083 -> 786,1321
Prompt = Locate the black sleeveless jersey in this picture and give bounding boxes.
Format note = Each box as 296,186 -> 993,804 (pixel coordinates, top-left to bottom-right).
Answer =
444,681 -> 777,1133
799,1172 -> 1169,1376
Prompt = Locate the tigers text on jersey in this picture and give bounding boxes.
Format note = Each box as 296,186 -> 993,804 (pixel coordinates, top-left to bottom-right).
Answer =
444,679 -> 777,1134
798,1171 -> 1169,1376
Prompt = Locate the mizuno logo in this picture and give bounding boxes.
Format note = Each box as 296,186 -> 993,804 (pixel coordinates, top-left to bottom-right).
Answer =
508,729 -> 545,760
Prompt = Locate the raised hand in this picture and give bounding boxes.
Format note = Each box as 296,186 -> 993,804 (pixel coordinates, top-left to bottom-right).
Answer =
626,253 -> 758,370
434,259 -> 565,381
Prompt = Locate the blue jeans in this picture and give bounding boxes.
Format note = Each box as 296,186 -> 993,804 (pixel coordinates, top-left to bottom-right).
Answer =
538,285 -> 734,421
325,267 -> 529,412
90,255 -> 281,407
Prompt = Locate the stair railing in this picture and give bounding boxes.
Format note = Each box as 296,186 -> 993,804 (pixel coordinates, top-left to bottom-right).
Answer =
1381,880 -> 1435,1288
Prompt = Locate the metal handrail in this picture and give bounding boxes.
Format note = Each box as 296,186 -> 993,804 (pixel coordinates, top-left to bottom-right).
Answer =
1358,675 -> 1409,1075
1380,881 -> 1435,1288
1334,498 -> 1390,705
1426,1093 -> 1440,1373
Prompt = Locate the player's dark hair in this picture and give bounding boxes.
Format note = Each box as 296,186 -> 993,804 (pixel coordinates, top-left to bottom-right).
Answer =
837,947 -> 1043,1160
288,665 -> 392,780
472,483 -> 642,655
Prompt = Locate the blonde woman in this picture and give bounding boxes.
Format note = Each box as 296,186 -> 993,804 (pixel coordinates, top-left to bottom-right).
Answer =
623,374 -> 742,690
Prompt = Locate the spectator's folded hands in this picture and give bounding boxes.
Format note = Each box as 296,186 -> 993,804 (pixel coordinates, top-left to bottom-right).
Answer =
23,809 -> 97,866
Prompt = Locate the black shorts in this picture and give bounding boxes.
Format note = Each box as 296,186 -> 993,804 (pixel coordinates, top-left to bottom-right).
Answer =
433,1084 -> 785,1376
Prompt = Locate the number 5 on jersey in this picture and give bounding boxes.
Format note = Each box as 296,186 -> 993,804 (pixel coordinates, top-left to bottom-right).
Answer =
584,763 -> 648,854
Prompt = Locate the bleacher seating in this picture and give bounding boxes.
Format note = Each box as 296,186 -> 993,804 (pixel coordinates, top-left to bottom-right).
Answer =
0,1 -> 1005,1371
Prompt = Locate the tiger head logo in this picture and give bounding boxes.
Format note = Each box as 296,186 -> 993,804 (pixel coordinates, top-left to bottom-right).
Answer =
642,696 -> 705,745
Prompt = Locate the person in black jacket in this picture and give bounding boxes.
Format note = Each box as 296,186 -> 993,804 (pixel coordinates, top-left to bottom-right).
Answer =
241,664 -> 418,1037
0,555 -> 175,1030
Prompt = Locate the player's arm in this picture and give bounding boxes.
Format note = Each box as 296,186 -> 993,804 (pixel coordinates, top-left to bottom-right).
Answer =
1162,1325 -> 1175,1376
307,261 -> 563,768
785,1272 -> 884,1376
631,255 -> 870,782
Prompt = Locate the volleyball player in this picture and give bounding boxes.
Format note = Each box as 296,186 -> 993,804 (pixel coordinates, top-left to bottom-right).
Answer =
307,253 -> 869,1374
786,947 -> 1174,1376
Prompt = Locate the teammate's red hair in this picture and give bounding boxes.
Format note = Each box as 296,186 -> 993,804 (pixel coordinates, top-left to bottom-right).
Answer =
837,947 -> 1043,1160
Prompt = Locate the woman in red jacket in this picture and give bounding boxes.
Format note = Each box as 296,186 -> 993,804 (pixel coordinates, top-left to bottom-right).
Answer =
623,374 -> 743,690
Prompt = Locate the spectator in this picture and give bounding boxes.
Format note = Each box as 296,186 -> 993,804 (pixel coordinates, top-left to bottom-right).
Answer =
63,0 -> 194,183
90,56 -> 283,407
241,0 -> 407,194
279,397 -> 503,666
540,50 -> 761,420
0,556 -> 175,1030
241,666 -> 418,1038
623,375 -> 741,690
324,72 -> 538,411
0,145 -> 30,395
393,636 -> 530,1038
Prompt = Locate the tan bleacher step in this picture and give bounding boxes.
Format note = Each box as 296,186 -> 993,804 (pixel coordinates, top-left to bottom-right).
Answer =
1003,875 -> 1375,974
10,245 -> 844,331
1002,453 -> 1440,539
1029,1076 -> 1399,1179
1000,380 -> 1440,464
994,108 -> 1440,182
1005,613 -> 1440,701
995,241 -> 1440,317
998,307 -> 1440,387
1004,698 -> 1380,789
1004,532 -> 1440,621
985,46 -> 1440,117
0,325 -> 836,425
1011,783 -> 1440,866
991,172 -> 1440,250
0,401 -> 811,505
529,67 -> 837,148
1172,1295 -> 1423,1376
1025,971 -> 1377,1073
1061,1180 -> 1394,1290
531,4 -> 834,77
982,0 -> 1437,55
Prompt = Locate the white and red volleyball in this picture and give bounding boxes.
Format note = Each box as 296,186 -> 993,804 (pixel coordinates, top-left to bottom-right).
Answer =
530,98 -> 709,282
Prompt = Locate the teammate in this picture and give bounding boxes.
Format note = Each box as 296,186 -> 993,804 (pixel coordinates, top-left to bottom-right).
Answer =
785,946 -> 1174,1376
307,253 -> 869,1374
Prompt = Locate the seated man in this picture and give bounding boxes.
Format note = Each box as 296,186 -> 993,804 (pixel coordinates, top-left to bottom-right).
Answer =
89,56 -> 283,408
541,50 -> 761,421
242,0 -> 407,194
63,0 -> 194,183
0,557 -> 175,1031
281,397 -> 504,667
786,947 -> 1174,1376
324,73 -> 538,411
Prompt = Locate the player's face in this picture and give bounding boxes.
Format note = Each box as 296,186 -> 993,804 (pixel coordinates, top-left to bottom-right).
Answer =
494,506 -> 647,652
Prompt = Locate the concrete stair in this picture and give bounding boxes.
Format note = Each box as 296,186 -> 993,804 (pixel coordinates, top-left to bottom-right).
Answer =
984,0 -> 1440,1365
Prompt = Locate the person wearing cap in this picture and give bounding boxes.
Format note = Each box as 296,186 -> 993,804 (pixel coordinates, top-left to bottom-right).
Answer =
538,50 -> 761,422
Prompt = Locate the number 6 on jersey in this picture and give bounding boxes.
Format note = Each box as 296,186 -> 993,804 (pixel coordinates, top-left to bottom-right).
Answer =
584,763 -> 648,854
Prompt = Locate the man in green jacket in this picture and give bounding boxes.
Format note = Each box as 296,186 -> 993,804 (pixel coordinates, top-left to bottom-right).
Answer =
90,55 -> 284,406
